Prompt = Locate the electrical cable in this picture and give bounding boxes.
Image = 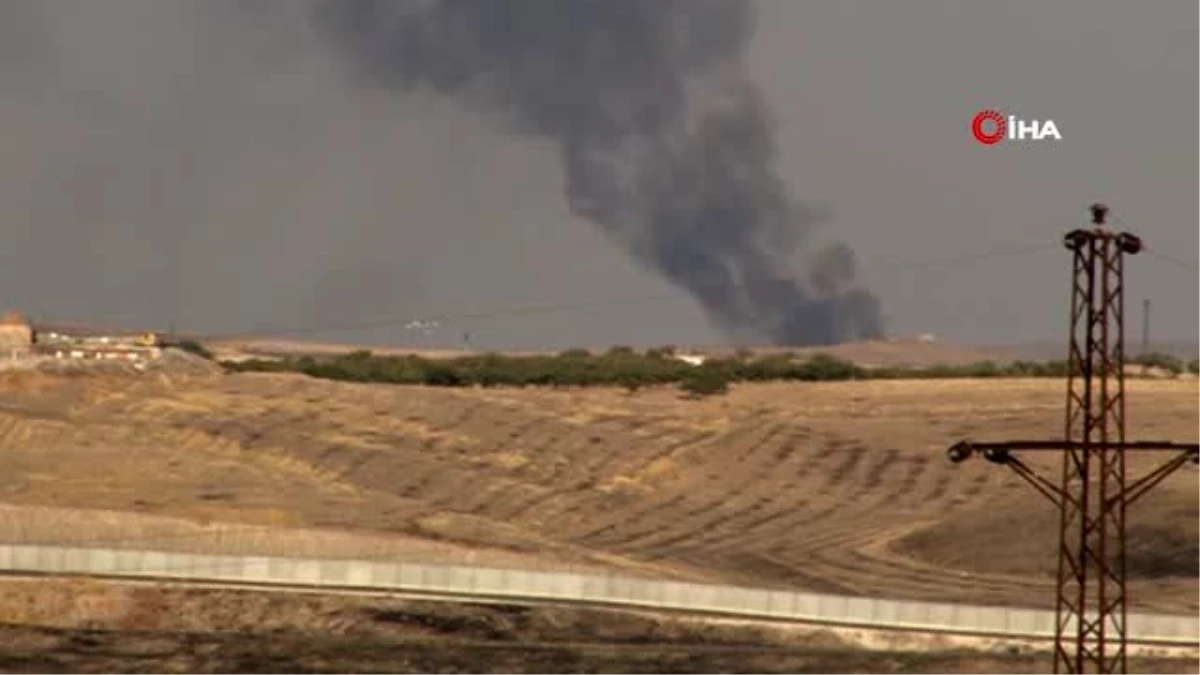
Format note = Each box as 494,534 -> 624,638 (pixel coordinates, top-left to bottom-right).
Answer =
1142,248 -> 1199,273
1107,211 -> 1199,272
198,239 -> 1062,341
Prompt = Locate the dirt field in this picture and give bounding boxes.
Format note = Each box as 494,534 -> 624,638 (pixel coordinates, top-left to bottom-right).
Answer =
0,366 -> 1194,614
0,578 -> 1193,674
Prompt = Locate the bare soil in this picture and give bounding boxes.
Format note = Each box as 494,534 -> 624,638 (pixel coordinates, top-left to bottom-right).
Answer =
0,368 -> 1194,614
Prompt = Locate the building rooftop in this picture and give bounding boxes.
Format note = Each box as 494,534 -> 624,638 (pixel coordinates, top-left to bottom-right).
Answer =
0,311 -> 29,327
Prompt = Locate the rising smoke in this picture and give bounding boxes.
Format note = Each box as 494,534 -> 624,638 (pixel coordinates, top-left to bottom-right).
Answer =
312,0 -> 882,345
0,0 -> 881,347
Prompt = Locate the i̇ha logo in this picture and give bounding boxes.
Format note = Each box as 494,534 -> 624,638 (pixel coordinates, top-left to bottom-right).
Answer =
971,109 -> 1061,145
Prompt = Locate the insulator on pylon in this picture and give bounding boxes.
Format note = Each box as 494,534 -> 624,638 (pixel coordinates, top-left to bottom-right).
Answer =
1116,232 -> 1143,254
1063,229 -> 1090,251
1090,203 -> 1108,225
946,441 -> 974,463
982,448 -> 1010,465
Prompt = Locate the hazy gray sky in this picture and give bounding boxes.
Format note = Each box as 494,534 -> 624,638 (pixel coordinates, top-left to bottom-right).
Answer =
1,0 -> 1195,350
753,0 -> 1198,347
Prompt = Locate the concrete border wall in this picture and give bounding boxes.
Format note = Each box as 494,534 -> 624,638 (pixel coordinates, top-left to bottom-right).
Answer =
1,544 -> 1195,645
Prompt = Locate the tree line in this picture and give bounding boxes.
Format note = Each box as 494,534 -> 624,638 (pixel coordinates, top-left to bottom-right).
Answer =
214,346 -> 1200,397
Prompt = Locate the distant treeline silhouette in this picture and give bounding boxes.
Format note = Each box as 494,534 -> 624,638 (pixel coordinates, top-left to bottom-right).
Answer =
219,347 -> 1199,395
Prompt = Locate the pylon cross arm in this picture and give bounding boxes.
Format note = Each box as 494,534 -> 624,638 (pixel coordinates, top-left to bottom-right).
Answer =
945,439 -> 1198,508
1114,447 -> 1199,507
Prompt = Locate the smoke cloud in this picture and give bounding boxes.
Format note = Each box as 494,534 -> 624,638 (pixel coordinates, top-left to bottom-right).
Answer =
313,0 -> 882,345
0,0 -> 881,347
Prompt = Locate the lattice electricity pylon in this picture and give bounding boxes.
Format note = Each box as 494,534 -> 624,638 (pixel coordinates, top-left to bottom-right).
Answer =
944,204 -> 1199,674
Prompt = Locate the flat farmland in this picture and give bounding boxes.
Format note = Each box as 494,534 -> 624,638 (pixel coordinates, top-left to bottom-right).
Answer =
0,369 -> 1194,613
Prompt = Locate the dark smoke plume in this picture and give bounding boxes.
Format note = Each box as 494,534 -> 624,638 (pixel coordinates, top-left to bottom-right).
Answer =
313,0 -> 882,345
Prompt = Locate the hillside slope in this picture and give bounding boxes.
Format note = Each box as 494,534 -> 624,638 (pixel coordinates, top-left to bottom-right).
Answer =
0,369 -> 1194,612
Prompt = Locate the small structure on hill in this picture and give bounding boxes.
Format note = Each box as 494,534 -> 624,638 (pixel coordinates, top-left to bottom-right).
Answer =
0,312 -> 33,359
29,323 -> 162,364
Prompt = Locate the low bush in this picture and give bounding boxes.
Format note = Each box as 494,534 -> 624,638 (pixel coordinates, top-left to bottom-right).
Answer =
1133,352 -> 1184,376
678,366 -> 731,397
170,340 -> 214,361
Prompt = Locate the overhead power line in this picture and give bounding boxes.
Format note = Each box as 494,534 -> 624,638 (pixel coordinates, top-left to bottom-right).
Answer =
872,241 -> 1058,272
203,240 -> 1060,340
24,239 -> 1063,341
1142,248 -> 1199,272
1106,211 -> 1199,272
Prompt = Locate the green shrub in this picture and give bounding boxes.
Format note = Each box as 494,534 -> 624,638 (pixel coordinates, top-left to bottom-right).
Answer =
1133,352 -> 1183,376
679,367 -> 730,397
173,340 -> 214,360
791,353 -> 861,381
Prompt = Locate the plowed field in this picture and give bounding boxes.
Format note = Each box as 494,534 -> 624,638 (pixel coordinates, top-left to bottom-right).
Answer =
0,369 -> 1194,613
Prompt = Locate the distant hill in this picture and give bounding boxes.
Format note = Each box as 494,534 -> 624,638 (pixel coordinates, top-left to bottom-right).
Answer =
26,316 -> 1200,367
985,340 -> 1199,362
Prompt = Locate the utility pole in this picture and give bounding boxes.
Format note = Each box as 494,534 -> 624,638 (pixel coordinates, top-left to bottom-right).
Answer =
1140,299 -> 1150,355
945,204 -> 1198,673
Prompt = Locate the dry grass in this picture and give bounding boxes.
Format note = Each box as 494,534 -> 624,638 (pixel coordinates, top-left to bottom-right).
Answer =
0,370 -> 1193,614
0,505 -> 617,574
